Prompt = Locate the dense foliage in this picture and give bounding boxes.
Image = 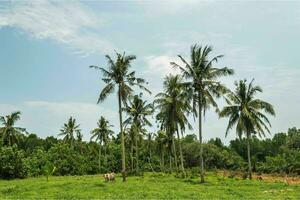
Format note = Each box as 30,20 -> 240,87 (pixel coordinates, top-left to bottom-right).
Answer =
0,127 -> 299,179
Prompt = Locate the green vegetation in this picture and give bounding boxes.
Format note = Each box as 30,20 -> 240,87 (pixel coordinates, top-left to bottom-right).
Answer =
0,44 -> 299,198
0,172 -> 299,199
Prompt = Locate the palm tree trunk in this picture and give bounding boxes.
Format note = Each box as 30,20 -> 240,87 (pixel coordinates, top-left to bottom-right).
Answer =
169,154 -> 172,172
131,142 -> 134,171
176,129 -> 185,177
198,92 -> 205,183
246,132 -> 252,180
98,143 -> 101,172
118,86 -> 126,182
161,148 -> 164,172
135,135 -> 139,173
172,138 -> 178,171
149,139 -> 152,162
104,144 -> 107,168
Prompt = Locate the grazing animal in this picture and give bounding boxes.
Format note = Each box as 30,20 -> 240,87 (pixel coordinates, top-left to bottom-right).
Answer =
104,173 -> 115,182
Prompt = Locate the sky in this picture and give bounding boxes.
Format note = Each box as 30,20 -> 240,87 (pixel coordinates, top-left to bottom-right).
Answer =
0,0 -> 300,143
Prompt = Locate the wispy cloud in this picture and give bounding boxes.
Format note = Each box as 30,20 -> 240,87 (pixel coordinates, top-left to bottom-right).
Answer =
0,0 -> 114,55
137,0 -> 212,15
144,55 -> 180,76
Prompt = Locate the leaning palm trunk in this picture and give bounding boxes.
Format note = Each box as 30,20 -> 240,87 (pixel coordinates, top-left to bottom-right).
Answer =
176,129 -> 185,177
198,93 -> 205,183
118,87 -> 126,182
246,132 -> 252,180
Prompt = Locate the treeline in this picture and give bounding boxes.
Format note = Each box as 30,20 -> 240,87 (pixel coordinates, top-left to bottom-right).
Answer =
0,125 -> 299,179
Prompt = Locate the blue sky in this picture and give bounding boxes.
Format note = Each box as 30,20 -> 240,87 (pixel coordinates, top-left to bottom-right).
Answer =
0,0 -> 299,143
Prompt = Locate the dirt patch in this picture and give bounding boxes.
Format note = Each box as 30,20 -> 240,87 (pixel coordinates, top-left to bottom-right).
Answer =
218,170 -> 300,185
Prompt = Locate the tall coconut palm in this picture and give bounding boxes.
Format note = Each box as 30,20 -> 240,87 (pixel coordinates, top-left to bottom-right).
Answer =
123,94 -> 154,173
154,75 -> 192,175
219,79 -> 275,179
58,117 -> 81,148
171,44 -> 234,183
90,116 -> 114,172
0,111 -> 27,146
90,51 -> 150,181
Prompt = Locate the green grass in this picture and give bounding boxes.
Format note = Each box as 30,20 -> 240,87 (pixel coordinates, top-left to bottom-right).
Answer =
0,172 -> 299,199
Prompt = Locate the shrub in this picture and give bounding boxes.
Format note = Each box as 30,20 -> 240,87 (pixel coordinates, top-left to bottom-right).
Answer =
25,148 -> 48,176
0,146 -> 28,179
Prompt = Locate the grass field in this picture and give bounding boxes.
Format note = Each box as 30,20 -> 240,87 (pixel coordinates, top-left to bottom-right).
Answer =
0,172 -> 299,199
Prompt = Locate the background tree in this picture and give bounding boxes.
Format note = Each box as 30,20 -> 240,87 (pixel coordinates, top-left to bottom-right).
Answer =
0,111 -> 27,146
171,44 -> 234,182
220,79 -> 275,179
156,130 -> 168,171
90,51 -> 150,181
58,117 -> 81,148
90,116 -> 114,172
155,75 -> 192,176
123,94 -> 153,173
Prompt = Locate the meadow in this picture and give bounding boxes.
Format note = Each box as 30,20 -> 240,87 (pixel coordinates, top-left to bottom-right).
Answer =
0,172 -> 299,199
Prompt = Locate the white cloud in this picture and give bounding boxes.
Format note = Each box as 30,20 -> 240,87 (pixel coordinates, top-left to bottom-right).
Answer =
0,104 -> 20,114
0,0 -> 114,55
144,55 -> 180,76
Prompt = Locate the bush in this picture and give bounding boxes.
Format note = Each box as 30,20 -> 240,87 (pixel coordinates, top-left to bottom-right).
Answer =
25,148 -> 48,176
258,150 -> 300,175
47,143 -> 99,176
0,146 -> 28,179
48,143 -> 84,175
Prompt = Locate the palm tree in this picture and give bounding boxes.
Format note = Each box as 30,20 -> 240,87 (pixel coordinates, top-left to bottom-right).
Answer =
90,51 -> 150,181
154,75 -> 192,175
171,44 -> 234,183
0,111 -> 27,146
58,117 -> 81,148
220,79 -> 275,179
90,116 -> 114,172
123,94 -> 154,173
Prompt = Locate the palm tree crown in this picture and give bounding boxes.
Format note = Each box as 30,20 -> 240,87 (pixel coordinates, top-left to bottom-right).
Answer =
59,117 -> 81,147
90,52 -> 150,105
155,75 -> 192,135
220,79 -> 275,138
124,94 -> 154,129
91,116 -> 114,146
0,111 -> 27,146
171,45 -> 234,114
